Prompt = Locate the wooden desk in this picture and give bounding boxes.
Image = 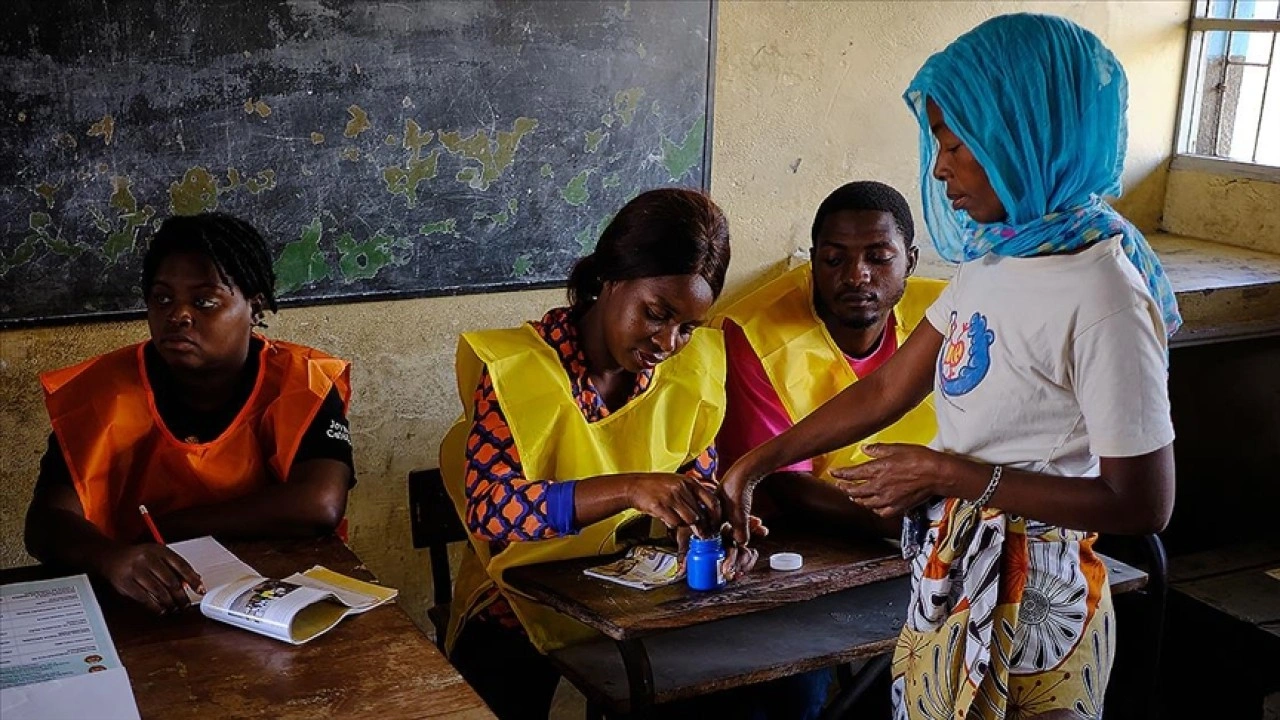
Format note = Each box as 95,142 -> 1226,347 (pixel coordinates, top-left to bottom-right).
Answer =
506,532 -> 1149,715
0,537 -> 493,720
1170,542 -> 1280,639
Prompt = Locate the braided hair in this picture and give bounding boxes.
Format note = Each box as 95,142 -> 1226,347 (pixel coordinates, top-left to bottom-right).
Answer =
143,213 -> 278,324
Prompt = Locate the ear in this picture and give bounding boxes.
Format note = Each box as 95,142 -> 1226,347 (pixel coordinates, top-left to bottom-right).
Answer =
905,245 -> 919,277
248,293 -> 266,324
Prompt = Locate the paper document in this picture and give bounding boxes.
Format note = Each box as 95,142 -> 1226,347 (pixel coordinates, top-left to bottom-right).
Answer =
0,575 -> 140,720
1267,567 -> 1280,582
584,546 -> 684,590
169,536 -> 260,598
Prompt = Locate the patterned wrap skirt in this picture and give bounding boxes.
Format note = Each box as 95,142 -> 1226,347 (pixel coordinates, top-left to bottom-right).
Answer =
891,498 -> 1114,719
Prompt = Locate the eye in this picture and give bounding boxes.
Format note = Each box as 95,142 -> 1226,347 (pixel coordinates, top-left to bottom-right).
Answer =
945,142 -> 962,153
194,297 -> 220,309
823,255 -> 843,268
869,253 -> 896,265
679,323 -> 696,336
149,292 -> 172,306
645,306 -> 666,323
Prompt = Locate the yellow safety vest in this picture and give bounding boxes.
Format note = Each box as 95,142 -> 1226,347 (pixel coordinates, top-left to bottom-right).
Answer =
439,322 -> 725,653
715,265 -> 944,479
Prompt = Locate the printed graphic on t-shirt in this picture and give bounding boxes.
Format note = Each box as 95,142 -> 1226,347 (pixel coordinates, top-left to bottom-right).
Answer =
325,420 -> 351,445
938,311 -> 995,397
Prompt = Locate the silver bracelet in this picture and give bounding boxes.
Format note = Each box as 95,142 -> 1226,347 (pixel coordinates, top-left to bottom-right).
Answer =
974,465 -> 1003,508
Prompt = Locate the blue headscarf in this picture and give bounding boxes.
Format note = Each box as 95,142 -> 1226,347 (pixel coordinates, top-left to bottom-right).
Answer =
903,13 -> 1181,336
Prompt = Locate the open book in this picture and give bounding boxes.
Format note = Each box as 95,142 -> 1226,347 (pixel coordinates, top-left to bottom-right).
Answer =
169,537 -> 397,645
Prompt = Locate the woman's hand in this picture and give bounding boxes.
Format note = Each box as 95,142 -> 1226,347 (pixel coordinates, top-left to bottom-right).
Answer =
627,474 -> 720,536
717,455 -> 769,547
830,443 -> 949,517
97,544 -> 205,614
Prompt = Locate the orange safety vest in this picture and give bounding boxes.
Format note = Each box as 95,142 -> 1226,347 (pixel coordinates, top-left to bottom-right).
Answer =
41,337 -> 352,541
715,265 -> 945,478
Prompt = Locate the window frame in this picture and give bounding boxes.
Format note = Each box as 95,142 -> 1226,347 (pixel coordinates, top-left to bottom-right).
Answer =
1173,2 -> 1280,180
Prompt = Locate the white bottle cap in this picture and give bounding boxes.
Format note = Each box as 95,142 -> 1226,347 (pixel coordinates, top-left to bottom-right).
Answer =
769,552 -> 803,571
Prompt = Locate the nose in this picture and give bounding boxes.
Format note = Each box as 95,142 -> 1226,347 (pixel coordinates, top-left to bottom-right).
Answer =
843,258 -> 872,287
654,324 -> 679,354
167,304 -> 193,328
932,152 -> 950,182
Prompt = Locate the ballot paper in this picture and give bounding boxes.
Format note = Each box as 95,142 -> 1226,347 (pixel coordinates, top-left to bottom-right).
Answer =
0,574 -> 140,720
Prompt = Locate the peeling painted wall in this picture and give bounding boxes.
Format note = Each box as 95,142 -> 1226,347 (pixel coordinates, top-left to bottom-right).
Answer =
1163,168 -> 1280,254
0,1 -> 1189,635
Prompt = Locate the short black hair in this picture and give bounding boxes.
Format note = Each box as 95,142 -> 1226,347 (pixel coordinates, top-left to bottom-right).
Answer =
567,188 -> 730,313
810,181 -> 915,249
142,213 -> 278,319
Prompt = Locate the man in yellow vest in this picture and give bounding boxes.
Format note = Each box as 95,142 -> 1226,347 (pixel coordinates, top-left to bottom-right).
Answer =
718,181 -> 943,535
714,181 -> 943,718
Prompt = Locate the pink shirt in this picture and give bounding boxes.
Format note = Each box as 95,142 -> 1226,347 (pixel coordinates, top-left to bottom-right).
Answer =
717,314 -> 898,474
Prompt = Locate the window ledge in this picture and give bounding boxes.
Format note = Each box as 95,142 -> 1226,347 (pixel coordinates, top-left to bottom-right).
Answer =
1149,233 -> 1280,347
914,234 -> 1280,347
1171,155 -> 1280,184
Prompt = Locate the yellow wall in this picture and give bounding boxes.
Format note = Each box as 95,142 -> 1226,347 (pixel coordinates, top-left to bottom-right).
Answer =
0,1 -> 1190,633
1163,167 -> 1280,254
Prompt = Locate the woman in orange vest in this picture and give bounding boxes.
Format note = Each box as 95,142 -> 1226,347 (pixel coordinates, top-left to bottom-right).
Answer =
25,213 -> 354,615
440,188 -> 744,720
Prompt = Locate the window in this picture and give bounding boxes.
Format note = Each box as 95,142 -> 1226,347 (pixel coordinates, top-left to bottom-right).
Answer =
1177,0 -> 1280,168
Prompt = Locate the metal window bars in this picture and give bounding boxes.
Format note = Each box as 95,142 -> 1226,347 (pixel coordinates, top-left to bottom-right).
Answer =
1178,0 -> 1280,166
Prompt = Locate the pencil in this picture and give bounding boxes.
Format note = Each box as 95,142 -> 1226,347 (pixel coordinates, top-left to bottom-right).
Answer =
139,504 -> 166,545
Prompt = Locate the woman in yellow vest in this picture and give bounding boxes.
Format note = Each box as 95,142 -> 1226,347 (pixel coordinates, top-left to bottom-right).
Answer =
441,188 -> 736,720
26,213 -> 354,615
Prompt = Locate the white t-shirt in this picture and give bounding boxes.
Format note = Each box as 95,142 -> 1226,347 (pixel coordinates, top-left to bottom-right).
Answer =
926,236 -> 1175,478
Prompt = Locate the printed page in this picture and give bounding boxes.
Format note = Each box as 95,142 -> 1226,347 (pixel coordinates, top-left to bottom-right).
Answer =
583,546 -> 684,590
0,575 -> 140,720
0,575 -> 125,688
200,576 -> 332,643
281,566 -> 398,613
168,536 -> 260,600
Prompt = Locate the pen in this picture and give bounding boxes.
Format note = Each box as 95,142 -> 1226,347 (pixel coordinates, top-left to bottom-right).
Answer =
139,504 -> 165,545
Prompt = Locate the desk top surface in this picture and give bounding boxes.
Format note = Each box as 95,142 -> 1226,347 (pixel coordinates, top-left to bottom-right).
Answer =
0,537 -> 493,720
1170,542 -> 1280,639
505,532 -> 909,640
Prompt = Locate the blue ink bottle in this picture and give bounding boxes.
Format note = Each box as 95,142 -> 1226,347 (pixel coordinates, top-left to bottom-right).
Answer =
686,536 -> 725,591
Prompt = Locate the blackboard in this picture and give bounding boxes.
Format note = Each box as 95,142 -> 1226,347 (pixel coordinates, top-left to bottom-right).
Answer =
0,0 -> 714,327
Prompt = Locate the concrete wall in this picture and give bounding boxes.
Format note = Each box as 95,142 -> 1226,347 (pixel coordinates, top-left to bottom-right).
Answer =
0,1 -> 1190,633
1164,167 -> 1280,254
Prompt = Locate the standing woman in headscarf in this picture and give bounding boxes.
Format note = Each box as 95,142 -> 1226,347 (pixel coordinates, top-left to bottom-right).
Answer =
716,14 -> 1178,719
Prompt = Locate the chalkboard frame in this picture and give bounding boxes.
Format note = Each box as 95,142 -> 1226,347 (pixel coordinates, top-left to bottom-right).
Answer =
0,0 -> 719,330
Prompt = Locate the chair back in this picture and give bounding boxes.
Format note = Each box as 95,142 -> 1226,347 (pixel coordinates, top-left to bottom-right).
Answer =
408,468 -> 467,648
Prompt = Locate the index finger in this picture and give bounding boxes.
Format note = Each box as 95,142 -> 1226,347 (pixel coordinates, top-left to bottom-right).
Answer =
162,548 -> 205,594
835,478 -> 876,498
690,482 -> 721,532
829,463 -> 875,481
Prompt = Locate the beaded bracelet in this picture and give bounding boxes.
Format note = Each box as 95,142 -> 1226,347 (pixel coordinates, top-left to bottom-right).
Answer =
974,464 -> 1003,508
